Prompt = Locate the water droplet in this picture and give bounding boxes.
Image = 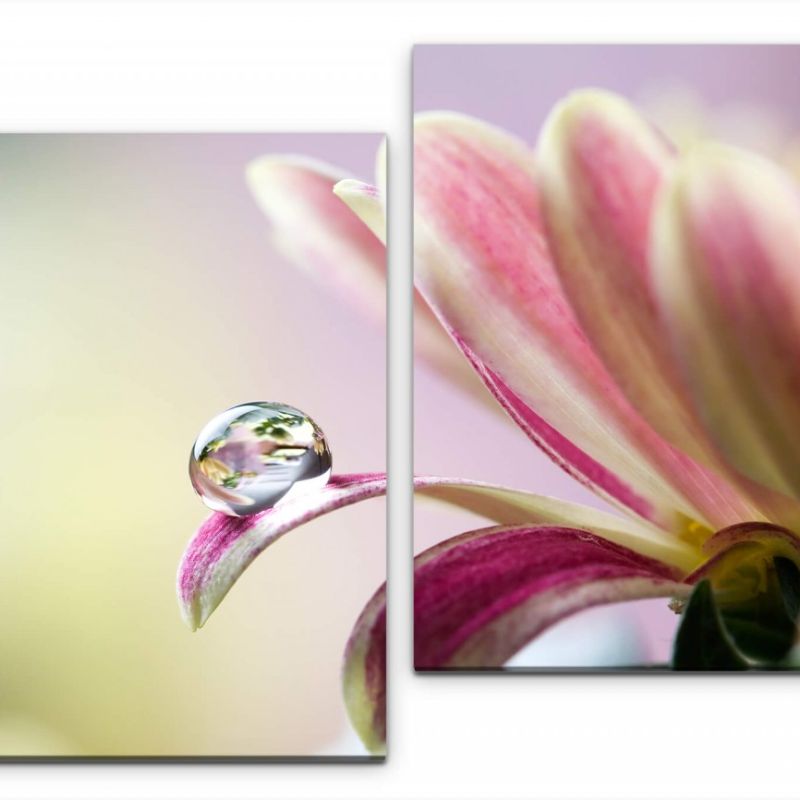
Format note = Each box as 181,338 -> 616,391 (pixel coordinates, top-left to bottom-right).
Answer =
189,402 -> 332,516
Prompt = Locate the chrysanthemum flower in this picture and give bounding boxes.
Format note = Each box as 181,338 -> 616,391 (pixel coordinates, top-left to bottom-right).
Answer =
177,91 -> 800,754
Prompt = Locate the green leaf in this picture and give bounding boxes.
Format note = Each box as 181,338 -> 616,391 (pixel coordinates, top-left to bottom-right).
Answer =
673,558 -> 800,669
672,580 -> 749,671
721,608 -> 794,664
775,557 -> 800,621
719,557 -> 800,664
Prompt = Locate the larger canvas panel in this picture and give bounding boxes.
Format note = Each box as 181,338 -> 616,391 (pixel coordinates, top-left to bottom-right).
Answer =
413,44 -> 800,671
0,133 -> 386,756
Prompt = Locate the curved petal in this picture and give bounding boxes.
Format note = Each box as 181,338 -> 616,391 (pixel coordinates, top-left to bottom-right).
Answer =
177,473 -> 388,630
417,477 -> 699,572
414,524 -> 687,669
333,137 -> 386,243
342,581 -> 386,755
653,143 -> 800,502
702,521 -> 800,559
413,111 -> 760,535
333,178 -> 386,243
180,472 -> 695,749
246,155 -> 386,321
178,472 -> 699,631
342,522 -> 687,746
685,522 -> 800,606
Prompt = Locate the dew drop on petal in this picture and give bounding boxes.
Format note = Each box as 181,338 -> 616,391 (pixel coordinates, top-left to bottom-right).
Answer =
189,402 -> 332,516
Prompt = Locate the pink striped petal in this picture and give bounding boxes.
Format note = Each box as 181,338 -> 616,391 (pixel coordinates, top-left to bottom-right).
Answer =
342,523 -> 686,746
177,473 -> 388,630
537,92 -> 800,531
456,334 -> 655,525
414,111 -> 761,535
653,145 -> 800,501
702,521 -> 800,560
414,525 -> 688,668
178,472 -> 697,631
179,470 -> 695,750
537,91 -> 699,458
179,472 -> 696,749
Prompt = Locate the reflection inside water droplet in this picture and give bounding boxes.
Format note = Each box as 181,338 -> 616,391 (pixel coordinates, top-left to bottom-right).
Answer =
189,402 -> 332,516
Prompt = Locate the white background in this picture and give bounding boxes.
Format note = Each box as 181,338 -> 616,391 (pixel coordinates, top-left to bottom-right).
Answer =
1,1 -> 799,798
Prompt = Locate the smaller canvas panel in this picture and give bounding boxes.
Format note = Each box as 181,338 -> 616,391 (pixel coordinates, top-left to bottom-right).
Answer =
0,132 -> 387,757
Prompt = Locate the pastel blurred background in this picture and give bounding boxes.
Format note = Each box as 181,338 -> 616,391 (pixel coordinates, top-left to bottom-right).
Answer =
0,133 -> 384,755
413,44 -> 800,667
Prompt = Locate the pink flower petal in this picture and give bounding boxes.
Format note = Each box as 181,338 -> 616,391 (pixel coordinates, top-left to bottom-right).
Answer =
414,111 -> 761,534
702,521 -> 800,559
178,473 -> 696,632
537,91 -> 694,457
248,152 -> 488,408
456,333 -> 656,525
538,92 -> 800,531
342,525 -> 686,715
653,143 -> 800,503
177,473 -> 388,631
180,471 -> 694,751
414,524 -> 688,668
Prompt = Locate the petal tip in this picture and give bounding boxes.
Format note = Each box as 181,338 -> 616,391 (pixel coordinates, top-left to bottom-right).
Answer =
674,140 -> 790,193
551,87 -> 633,116
244,153 -> 294,194
540,88 -> 623,135
176,573 -> 203,632
332,178 -> 385,243
413,109 -> 511,142
246,153 -> 341,182
539,87 -> 667,162
181,598 -> 204,632
245,154 -> 346,215
331,177 -> 378,202
660,141 -> 798,242
341,583 -> 387,755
